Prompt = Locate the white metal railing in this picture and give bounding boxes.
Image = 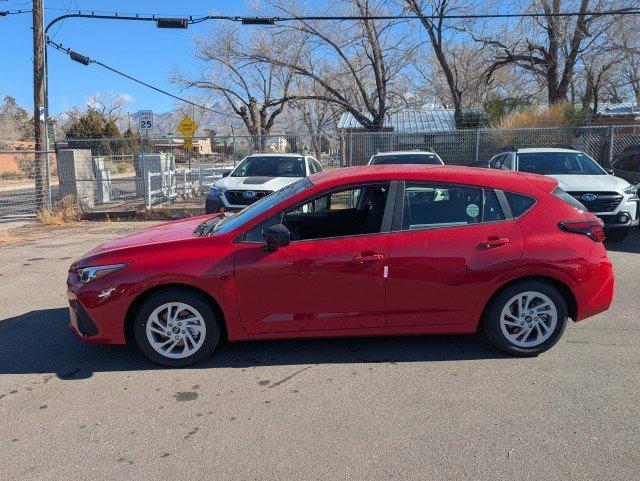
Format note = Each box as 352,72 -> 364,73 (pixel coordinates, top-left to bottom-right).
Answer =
145,166 -> 226,209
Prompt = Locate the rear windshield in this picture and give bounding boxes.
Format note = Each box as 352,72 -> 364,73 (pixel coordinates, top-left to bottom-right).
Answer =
517,152 -> 605,175
231,156 -> 305,177
370,153 -> 442,165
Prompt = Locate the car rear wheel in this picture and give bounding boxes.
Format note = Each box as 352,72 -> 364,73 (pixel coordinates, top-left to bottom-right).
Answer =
134,289 -> 221,367
483,281 -> 567,356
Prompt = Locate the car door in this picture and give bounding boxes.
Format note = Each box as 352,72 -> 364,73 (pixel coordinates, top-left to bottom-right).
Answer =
385,182 -> 524,327
234,182 -> 396,334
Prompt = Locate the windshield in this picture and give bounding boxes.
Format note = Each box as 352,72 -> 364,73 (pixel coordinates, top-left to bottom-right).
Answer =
231,156 -> 306,178
370,153 -> 441,165
517,152 -> 606,175
202,178 -> 313,235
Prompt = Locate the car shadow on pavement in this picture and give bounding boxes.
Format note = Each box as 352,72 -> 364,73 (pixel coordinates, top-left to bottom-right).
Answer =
605,238 -> 640,254
604,229 -> 640,254
0,308 -> 503,380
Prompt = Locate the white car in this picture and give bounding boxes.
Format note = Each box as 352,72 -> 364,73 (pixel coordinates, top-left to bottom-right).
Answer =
367,150 -> 444,165
206,153 -> 323,213
488,147 -> 639,241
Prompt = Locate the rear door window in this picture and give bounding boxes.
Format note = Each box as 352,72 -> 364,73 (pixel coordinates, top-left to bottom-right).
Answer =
401,184 -> 504,230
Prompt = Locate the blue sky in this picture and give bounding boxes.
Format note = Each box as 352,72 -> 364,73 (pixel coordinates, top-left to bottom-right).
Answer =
0,0 -> 246,115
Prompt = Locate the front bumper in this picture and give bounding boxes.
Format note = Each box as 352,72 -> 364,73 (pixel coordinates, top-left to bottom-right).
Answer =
205,194 -> 246,213
67,271 -> 129,345
594,197 -> 639,229
205,194 -> 224,214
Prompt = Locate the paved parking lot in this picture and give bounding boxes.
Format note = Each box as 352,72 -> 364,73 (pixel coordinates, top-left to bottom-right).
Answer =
1,221 -> 639,480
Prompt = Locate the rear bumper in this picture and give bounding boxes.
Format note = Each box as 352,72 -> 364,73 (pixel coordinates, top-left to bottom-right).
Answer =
575,245 -> 615,321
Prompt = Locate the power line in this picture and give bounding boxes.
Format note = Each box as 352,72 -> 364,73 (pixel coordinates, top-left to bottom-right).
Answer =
46,39 -> 236,120
0,9 -> 32,15
5,8 -> 639,24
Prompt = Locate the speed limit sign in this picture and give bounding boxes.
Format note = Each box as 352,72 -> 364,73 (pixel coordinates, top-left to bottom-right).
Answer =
138,110 -> 154,131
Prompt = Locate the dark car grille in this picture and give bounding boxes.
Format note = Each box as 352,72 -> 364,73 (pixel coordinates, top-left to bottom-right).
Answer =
224,190 -> 270,206
567,191 -> 623,213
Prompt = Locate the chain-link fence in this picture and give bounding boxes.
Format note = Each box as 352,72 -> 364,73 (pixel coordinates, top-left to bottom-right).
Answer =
343,125 -> 638,166
1,125 -> 639,221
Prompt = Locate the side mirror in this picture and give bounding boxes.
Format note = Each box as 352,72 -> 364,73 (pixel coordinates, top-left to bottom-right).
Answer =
606,168 -> 615,175
221,170 -> 231,177
262,224 -> 291,251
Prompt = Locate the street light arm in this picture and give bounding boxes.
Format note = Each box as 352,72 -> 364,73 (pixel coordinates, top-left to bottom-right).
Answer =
44,12 -> 198,36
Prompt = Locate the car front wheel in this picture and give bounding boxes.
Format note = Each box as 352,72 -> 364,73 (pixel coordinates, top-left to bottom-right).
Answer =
483,281 -> 567,356
134,289 -> 221,367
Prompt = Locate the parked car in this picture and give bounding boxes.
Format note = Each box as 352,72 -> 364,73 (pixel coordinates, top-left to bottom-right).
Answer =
205,153 -> 323,213
368,150 -> 444,165
487,147 -> 639,241
610,146 -> 640,187
68,165 -> 614,367
466,159 -> 490,168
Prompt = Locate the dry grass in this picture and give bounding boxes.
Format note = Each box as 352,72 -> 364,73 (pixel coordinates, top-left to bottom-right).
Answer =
0,230 -> 9,245
496,102 -> 586,129
37,195 -> 81,226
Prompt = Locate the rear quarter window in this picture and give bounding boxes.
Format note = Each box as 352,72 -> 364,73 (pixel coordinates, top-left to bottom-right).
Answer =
504,191 -> 537,217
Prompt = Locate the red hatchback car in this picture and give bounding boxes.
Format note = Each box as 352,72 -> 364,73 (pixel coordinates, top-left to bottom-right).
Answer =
67,165 -> 614,366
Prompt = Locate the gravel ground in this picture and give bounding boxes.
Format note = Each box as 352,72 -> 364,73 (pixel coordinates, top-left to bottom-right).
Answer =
0,221 -> 639,481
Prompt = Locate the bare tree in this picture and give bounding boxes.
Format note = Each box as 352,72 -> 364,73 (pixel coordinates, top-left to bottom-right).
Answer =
242,0 -> 417,130
476,0 -> 639,105
402,0 -> 479,122
174,27 -> 296,147
86,92 -> 131,122
608,15 -> 640,105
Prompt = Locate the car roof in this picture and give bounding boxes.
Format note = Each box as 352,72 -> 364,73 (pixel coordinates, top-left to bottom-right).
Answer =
245,153 -> 306,158
372,150 -> 437,156
514,148 -> 581,154
309,164 -> 557,193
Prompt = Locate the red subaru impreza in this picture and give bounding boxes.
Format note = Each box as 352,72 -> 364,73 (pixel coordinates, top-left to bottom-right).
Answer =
67,165 -> 614,366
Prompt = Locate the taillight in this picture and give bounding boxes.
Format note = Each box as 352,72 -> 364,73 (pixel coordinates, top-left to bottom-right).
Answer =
558,219 -> 605,242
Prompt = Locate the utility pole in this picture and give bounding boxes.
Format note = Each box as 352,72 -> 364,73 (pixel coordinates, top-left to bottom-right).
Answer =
33,0 -> 47,211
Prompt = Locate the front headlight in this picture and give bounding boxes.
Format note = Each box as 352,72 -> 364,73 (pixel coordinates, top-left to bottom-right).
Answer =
210,185 -> 222,196
623,185 -> 638,195
77,264 -> 125,283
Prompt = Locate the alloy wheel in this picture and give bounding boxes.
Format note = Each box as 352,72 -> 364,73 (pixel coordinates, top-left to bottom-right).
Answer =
499,291 -> 558,348
145,302 -> 207,359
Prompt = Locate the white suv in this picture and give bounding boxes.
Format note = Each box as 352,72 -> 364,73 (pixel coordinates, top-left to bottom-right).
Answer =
206,153 -> 323,213
488,148 -> 639,241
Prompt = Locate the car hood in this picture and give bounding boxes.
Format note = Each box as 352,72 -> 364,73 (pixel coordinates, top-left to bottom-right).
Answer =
215,175 -> 301,192
548,174 -> 631,193
76,214 -> 219,267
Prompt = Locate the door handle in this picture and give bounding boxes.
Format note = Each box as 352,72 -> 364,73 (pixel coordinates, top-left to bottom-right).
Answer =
478,236 -> 510,249
353,252 -> 385,263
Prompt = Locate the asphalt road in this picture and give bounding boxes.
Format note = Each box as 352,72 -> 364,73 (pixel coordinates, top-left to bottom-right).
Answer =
1,222 -> 639,480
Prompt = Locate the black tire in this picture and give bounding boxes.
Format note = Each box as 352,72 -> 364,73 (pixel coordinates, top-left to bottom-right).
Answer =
483,280 -> 568,357
604,229 -> 628,243
133,288 -> 221,367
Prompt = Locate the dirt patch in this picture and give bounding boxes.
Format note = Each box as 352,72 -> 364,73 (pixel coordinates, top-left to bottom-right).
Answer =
0,227 -> 21,246
5,219 -> 162,246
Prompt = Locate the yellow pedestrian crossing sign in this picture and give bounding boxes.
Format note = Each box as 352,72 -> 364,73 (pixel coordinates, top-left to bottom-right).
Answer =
177,116 -> 197,137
